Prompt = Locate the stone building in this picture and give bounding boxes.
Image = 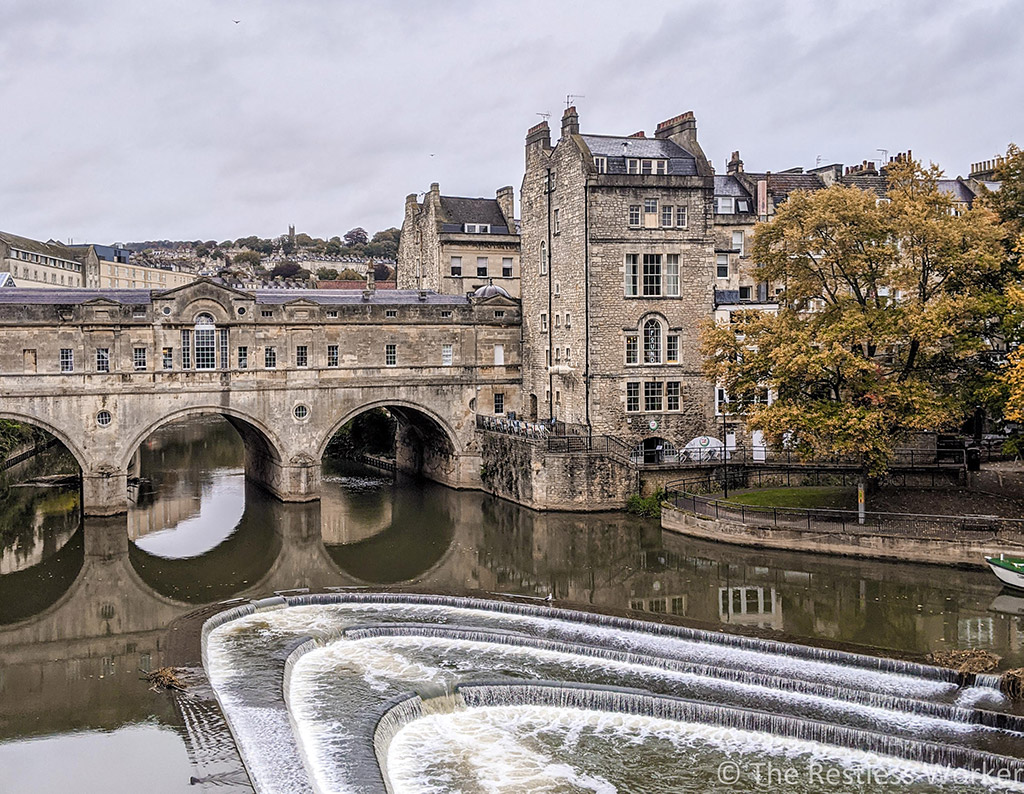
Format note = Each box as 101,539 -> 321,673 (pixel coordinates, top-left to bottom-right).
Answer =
0,231 -> 100,288
398,183 -> 521,298
519,107 -> 717,458
1,231 -> 194,290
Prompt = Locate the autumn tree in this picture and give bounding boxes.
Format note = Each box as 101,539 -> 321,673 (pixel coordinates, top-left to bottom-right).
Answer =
344,227 -> 368,247
702,157 -> 1002,476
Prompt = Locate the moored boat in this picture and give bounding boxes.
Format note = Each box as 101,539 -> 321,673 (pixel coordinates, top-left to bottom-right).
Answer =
986,555 -> 1024,590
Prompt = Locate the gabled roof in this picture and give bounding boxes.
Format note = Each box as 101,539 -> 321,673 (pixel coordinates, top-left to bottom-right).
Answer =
0,231 -> 89,263
0,273 -> 15,288
438,197 -> 509,229
153,277 -> 252,301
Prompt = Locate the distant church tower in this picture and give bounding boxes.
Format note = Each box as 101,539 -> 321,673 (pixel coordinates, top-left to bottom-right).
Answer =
287,225 -> 296,245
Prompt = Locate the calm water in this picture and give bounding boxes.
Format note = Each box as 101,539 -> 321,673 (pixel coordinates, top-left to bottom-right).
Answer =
0,416 -> 1018,791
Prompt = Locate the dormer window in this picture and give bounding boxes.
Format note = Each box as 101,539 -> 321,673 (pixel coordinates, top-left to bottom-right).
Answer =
464,223 -> 490,234
594,156 -> 607,173
736,199 -> 751,213
627,159 -> 667,175
715,197 -> 735,214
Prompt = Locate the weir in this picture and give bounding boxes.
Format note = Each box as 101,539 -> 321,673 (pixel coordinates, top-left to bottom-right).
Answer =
202,593 -> 1024,793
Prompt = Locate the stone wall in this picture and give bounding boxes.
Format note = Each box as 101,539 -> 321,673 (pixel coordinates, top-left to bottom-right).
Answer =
478,433 -> 635,511
662,505 -> 1015,568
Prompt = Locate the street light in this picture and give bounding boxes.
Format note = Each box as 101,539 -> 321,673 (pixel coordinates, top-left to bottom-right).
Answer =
721,399 -> 729,498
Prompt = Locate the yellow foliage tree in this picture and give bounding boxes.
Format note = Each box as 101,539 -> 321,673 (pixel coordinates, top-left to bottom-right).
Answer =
702,157 -> 1002,476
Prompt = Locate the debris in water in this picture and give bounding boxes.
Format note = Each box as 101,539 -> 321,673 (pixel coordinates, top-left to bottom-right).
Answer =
1002,669 -> 1024,701
928,649 -> 1001,675
144,667 -> 188,692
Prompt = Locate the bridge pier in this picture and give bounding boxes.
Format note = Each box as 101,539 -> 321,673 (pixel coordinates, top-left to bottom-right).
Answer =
82,466 -> 129,517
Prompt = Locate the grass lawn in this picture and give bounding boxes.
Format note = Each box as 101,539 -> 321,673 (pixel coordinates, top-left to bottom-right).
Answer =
726,486 -> 858,510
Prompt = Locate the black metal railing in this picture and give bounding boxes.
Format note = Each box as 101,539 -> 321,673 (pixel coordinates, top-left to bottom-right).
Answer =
664,469 -> 1024,540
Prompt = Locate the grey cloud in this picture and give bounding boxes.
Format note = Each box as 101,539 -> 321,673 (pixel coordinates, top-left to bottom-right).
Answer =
1,0 -> 1020,243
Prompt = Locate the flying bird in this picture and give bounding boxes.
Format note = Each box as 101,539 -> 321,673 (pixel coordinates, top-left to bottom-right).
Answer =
233,19 -> 241,24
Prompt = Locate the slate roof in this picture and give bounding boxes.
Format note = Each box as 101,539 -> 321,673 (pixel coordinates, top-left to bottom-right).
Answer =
840,174 -> 887,198
580,134 -> 698,176
766,173 -> 826,202
0,231 -> 89,263
937,179 -> 976,204
0,287 -> 471,306
714,175 -> 752,198
438,197 -> 510,231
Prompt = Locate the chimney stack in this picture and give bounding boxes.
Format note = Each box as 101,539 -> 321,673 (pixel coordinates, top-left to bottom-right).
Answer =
727,150 -> 744,175
561,106 -> 579,138
654,110 -> 711,175
495,186 -> 515,227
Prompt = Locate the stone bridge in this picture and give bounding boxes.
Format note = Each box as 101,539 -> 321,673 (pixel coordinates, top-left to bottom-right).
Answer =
0,280 -> 521,515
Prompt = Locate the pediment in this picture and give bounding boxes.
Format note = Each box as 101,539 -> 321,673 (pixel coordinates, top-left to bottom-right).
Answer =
153,277 -> 253,302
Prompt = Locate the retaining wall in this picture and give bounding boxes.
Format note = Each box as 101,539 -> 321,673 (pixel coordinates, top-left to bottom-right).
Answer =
661,505 -> 1021,568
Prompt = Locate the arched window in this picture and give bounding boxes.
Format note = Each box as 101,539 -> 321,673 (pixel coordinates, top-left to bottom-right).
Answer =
194,313 -> 216,370
643,318 -> 662,364
540,241 -> 548,275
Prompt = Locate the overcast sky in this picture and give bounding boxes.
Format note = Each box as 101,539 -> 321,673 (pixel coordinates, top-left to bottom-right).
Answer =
1,0 -> 1020,245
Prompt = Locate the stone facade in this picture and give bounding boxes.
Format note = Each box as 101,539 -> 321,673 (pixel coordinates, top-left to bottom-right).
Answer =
398,183 -> 521,298
0,280 -> 521,515
519,107 -> 716,458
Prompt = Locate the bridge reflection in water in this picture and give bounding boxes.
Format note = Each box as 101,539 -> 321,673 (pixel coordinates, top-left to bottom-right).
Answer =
0,415 -> 1021,790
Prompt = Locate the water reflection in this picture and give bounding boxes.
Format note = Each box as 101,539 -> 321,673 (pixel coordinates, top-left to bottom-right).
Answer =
3,415 -> 1024,787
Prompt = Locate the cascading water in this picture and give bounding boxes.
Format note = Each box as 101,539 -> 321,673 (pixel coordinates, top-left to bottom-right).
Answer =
203,593 -> 1024,793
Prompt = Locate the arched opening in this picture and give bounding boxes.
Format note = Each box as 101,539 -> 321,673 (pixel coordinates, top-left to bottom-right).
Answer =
0,415 -> 83,612
319,403 -> 460,578
123,411 -> 286,580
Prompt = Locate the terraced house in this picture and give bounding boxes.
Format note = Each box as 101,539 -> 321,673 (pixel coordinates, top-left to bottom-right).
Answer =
519,107 -> 717,458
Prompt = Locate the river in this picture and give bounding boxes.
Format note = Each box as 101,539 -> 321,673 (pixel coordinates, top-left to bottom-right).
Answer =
0,416 -> 1018,792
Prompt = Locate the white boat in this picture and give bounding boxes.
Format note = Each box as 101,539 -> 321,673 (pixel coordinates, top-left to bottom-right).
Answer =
985,555 -> 1024,591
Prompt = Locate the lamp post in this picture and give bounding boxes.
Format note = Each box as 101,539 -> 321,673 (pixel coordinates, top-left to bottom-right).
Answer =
721,402 -> 729,499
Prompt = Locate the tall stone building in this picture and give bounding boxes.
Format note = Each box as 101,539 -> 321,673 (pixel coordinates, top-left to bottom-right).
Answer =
519,107 -> 716,456
398,183 -> 521,297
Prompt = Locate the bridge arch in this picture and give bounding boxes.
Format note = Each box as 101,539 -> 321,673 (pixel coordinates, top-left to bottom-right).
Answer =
119,405 -> 286,472
0,409 -> 88,472
317,399 -> 462,460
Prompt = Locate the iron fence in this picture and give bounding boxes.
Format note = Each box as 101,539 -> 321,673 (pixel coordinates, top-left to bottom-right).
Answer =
664,469 -> 1024,541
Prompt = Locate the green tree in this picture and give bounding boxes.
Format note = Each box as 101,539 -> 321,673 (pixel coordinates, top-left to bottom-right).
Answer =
271,261 -> 303,279
233,250 -> 262,268
702,158 -> 1002,475
344,227 -> 368,247
316,267 -> 339,280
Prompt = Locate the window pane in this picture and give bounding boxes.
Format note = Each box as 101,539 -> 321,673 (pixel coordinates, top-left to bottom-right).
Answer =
667,381 -> 681,411
238,346 -> 248,369
644,381 -> 663,412
665,255 -> 679,296
296,345 -> 308,368
644,319 -> 662,363
442,343 -> 453,366
717,254 -> 729,279
450,256 -> 462,276
624,254 -> 639,296
327,344 -> 339,367
642,254 -> 661,296
265,346 -> 277,368
626,382 -> 640,412
162,347 -> 173,370
629,205 -> 641,226
477,257 -> 488,277
385,344 -> 397,366
667,334 -> 679,363
625,335 -> 638,364
195,328 -> 215,369
661,205 -> 673,227
676,206 -> 687,227
96,348 -> 110,372
181,330 -> 192,369
644,198 -> 658,214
